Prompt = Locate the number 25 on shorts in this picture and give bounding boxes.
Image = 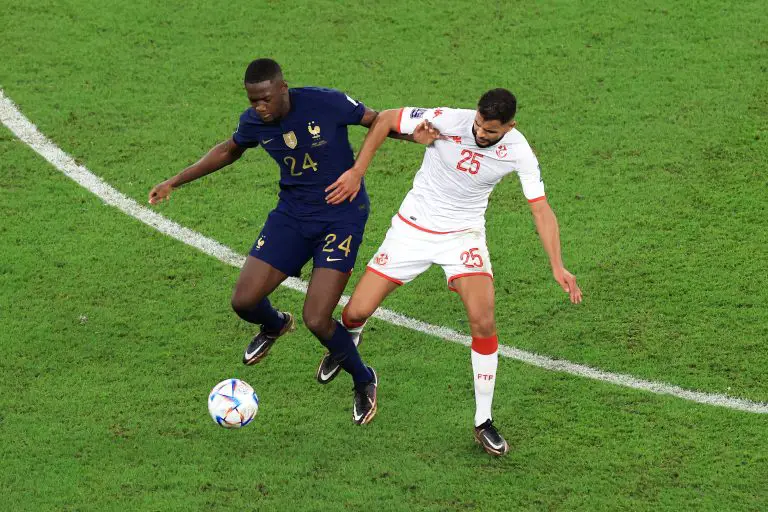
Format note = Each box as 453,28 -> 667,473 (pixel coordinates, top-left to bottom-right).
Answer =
460,248 -> 484,268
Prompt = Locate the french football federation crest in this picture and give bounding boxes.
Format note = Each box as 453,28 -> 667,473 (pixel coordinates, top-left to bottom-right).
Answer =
283,131 -> 298,149
308,122 -> 321,139
255,236 -> 265,250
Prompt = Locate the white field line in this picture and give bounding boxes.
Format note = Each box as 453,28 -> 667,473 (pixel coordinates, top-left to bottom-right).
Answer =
2,89 -> 766,415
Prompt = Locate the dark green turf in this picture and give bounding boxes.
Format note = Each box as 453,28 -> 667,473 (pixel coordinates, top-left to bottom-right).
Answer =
1,0 -> 767,509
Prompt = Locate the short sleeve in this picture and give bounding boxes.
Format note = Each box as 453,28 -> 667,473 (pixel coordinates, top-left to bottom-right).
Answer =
232,111 -> 260,148
322,89 -> 367,126
398,107 -> 435,134
515,149 -> 546,202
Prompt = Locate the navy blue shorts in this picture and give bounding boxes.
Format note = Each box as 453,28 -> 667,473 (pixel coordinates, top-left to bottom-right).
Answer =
249,209 -> 368,277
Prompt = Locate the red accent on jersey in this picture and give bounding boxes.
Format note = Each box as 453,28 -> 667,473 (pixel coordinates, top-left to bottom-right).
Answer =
342,309 -> 366,329
496,145 -> 507,158
397,213 -> 469,235
366,265 -> 404,285
433,108 -> 443,117
449,135 -> 462,144
396,108 -> 404,133
447,272 -> 494,291
527,196 -> 546,203
471,334 -> 498,355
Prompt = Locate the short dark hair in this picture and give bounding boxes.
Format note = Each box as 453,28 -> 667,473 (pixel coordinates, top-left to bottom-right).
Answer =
244,58 -> 283,84
477,88 -> 517,123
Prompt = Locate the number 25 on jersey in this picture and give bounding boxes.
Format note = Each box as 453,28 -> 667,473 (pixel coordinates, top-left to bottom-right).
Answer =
456,150 -> 484,175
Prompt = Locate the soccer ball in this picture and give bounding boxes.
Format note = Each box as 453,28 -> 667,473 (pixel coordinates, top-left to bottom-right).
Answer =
207,378 -> 259,428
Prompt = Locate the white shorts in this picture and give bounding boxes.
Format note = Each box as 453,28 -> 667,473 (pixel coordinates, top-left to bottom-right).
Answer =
366,213 -> 493,291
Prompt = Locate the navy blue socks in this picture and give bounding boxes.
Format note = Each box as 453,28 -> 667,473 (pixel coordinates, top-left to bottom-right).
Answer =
321,321 -> 373,385
233,297 -> 285,332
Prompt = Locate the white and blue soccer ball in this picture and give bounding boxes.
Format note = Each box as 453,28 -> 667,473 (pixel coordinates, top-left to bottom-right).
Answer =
207,379 -> 259,428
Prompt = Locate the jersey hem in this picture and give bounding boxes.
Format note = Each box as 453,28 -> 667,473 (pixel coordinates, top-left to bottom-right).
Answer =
397,212 -> 471,235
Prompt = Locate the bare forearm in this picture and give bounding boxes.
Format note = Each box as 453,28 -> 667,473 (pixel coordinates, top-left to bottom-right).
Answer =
169,140 -> 241,187
353,111 -> 400,175
533,206 -> 564,270
387,131 -> 416,142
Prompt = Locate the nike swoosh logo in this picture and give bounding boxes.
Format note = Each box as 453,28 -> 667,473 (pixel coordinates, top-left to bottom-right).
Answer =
326,257 -> 343,262
319,363 -> 339,381
482,435 -> 506,451
244,341 -> 267,360
353,403 -> 364,422
262,138 -> 274,144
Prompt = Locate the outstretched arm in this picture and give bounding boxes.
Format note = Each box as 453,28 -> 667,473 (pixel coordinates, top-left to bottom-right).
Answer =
326,109 -> 438,204
359,108 -> 421,143
530,199 -> 583,304
148,138 -> 246,204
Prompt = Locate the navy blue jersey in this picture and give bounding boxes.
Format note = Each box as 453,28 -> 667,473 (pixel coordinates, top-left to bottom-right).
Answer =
233,87 -> 369,221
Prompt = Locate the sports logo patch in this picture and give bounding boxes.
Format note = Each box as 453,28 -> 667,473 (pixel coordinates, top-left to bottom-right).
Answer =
410,108 -> 426,119
283,131 -> 298,149
374,253 -> 389,266
496,145 -> 507,158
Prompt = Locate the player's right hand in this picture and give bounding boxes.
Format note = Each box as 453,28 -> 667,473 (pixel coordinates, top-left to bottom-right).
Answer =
148,180 -> 174,205
553,267 -> 583,304
413,120 -> 445,145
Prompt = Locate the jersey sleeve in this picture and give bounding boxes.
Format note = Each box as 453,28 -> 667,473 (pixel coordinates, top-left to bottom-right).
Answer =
397,107 -> 458,134
322,89 -> 367,126
232,110 -> 260,148
515,148 -> 546,202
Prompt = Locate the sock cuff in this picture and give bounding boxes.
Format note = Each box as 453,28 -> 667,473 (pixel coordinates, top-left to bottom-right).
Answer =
471,334 -> 498,355
342,308 -> 366,329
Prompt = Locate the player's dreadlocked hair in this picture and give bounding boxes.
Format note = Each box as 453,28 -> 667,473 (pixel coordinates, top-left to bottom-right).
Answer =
477,88 -> 517,124
244,58 -> 283,84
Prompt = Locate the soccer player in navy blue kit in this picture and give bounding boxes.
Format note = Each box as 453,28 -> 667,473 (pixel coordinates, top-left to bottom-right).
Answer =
149,59 -> 436,425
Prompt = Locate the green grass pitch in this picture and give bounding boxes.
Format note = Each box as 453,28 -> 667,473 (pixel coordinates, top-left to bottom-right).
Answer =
1,0 -> 766,509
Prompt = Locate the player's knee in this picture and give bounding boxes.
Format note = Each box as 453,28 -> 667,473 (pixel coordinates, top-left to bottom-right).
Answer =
302,310 -> 333,338
230,290 -> 255,315
342,303 -> 371,328
468,314 -> 496,338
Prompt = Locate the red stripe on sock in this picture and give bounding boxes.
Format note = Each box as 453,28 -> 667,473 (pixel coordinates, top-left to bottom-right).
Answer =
342,308 -> 366,329
471,334 -> 498,355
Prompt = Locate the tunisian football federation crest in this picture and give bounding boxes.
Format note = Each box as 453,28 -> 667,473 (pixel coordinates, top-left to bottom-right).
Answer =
374,253 -> 389,266
496,145 -> 507,158
283,131 -> 298,149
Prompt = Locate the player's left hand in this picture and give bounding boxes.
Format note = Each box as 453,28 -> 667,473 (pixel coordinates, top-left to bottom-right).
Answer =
413,120 -> 445,145
325,168 -> 363,205
553,267 -> 583,304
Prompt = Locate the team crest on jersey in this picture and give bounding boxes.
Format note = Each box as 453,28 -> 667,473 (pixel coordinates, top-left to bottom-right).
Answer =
433,108 -> 443,117
410,108 -> 426,119
283,131 -> 298,149
308,122 -> 321,139
448,136 -> 462,144
374,252 -> 389,266
256,236 -> 265,250
496,145 -> 507,158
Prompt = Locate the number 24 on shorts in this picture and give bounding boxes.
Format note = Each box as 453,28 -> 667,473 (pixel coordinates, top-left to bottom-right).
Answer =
323,233 -> 353,258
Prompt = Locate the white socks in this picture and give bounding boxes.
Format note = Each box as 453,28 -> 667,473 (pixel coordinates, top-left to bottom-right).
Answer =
341,310 -> 366,346
471,335 -> 499,427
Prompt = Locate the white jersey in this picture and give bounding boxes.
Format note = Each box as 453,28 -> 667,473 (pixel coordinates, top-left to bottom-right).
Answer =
396,107 -> 545,233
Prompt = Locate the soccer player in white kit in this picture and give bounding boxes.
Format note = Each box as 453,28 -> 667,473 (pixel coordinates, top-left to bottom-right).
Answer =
321,89 -> 582,455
